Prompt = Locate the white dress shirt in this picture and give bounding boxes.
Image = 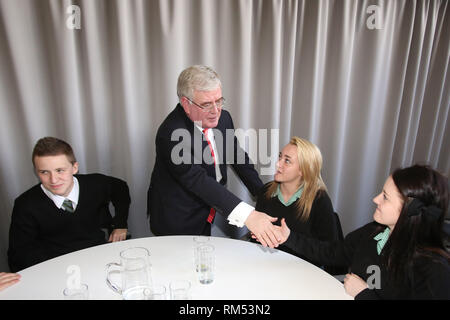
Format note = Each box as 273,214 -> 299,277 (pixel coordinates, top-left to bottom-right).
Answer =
196,125 -> 253,227
41,177 -> 79,212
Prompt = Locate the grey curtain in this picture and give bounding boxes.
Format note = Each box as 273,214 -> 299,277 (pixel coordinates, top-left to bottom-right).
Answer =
0,0 -> 448,272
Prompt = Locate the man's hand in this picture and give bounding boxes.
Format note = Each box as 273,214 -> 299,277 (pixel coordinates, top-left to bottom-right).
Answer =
108,228 -> 128,242
251,217 -> 291,245
245,210 -> 282,248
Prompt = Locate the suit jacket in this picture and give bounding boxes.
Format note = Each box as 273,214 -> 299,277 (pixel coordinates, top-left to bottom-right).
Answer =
147,104 -> 263,235
8,173 -> 130,272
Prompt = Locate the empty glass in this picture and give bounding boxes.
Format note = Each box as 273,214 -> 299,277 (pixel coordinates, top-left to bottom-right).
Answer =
169,280 -> 191,300
144,284 -> 167,300
63,283 -> 89,300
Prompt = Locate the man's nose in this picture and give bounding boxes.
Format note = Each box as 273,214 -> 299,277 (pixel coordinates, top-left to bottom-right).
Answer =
209,104 -> 220,114
49,173 -> 58,183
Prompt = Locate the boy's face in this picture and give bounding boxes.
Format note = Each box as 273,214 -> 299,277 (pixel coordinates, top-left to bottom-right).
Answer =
34,154 -> 79,197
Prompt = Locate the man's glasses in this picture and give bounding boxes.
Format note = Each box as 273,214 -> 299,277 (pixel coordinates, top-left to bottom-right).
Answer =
185,97 -> 226,113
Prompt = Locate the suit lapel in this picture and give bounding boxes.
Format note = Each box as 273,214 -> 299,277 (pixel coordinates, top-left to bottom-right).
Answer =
175,104 -> 217,178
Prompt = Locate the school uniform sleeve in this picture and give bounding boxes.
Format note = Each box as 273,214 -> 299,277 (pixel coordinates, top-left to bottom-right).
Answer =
284,222 -> 376,268
354,288 -> 382,300
8,198 -> 53,272
411,257 -> 450,299
309,191 -> 336,241
103,174 -> 131,229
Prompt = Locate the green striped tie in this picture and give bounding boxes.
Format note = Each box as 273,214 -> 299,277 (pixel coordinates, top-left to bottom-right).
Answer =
373,227 -> 390,255
62,199 -> 74,213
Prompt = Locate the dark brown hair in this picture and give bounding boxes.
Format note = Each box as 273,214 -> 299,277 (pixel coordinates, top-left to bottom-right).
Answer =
32,137 -> 77,166
382,164 -> 449,285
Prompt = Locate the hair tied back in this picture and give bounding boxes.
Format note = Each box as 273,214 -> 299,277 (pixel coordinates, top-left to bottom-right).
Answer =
407,197 -> 442,220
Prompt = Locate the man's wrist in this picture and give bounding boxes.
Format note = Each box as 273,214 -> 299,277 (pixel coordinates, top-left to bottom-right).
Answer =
227,202 -> 254,228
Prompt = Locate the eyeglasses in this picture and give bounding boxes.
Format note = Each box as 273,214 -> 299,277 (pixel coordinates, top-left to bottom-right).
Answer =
185,97 -> 226,113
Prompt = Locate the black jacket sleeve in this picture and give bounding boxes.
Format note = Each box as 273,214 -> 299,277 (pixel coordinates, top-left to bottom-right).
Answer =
355,255 -> 450,300
309,191 -> 336,241
284,222 -> 374,267
226,113 -> 263,197
8,199 -> 52,272
104,175 -> 131,229
410,256 -> 450,299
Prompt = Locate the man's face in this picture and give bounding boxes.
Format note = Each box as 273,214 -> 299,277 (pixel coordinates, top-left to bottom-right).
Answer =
181,86 -> 223,129
34,154 -> 79,197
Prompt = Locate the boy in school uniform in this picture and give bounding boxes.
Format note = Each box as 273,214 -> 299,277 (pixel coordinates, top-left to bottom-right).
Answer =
8,137 -> 131,272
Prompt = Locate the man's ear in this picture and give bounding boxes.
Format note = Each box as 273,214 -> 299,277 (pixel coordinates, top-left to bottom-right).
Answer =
72,162 -> 79,175
180,96 -> 191,116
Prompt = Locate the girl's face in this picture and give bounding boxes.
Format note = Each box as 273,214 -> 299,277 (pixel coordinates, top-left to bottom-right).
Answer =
373,176 -> 404,230
274,144 -> 302,186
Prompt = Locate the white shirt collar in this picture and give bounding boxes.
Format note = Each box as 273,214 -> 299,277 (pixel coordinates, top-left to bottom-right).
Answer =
41,176 -> 79,210
194,123 -> 215,142
194,123 -> 206,133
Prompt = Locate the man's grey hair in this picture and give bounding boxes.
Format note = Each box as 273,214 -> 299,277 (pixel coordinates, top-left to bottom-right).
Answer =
177,65 -> 222,101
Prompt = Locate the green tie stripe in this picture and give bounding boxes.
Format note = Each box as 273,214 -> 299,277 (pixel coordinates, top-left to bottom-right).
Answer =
62,199 -> 74,213
373,227 -> 390,255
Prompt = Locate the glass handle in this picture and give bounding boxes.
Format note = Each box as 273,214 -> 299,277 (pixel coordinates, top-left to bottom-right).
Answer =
105,262 -> 122,294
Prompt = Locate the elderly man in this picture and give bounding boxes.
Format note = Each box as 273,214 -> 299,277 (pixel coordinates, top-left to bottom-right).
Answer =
147,65 -> 281,247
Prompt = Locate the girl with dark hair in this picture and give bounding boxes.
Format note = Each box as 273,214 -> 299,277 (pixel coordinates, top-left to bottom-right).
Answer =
274,164 -> 450,299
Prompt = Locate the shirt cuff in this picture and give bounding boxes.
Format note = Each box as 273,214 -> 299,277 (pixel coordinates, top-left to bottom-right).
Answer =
227,202 -> 254,228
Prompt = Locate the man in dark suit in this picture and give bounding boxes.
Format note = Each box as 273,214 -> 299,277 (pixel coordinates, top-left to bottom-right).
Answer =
147,65 -> 281,248
8,137 -> 131,272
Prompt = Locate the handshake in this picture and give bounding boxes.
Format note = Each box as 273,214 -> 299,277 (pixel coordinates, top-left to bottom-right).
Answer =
244,211 -> 291,248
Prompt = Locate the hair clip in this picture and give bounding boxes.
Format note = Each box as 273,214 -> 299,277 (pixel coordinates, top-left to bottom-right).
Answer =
407,198 -> 442,220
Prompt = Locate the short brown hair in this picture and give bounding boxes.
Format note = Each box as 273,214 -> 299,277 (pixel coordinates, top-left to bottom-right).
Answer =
32,137 -> 77,166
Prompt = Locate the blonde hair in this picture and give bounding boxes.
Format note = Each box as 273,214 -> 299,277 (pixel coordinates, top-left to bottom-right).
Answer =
265,137 -> 327,221
177,65 -> 222,101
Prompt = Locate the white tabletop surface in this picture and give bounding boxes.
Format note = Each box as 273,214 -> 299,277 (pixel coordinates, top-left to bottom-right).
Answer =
0,236 -> 352,300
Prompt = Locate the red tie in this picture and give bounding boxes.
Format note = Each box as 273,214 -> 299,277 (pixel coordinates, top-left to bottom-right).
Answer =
203,128 -> 216,224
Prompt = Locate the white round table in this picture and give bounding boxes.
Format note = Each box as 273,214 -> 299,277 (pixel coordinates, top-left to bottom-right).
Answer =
0,236 -> 352,300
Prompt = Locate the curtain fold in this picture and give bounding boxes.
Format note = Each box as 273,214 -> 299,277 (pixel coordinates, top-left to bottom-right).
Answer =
0,0 -> 448,271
